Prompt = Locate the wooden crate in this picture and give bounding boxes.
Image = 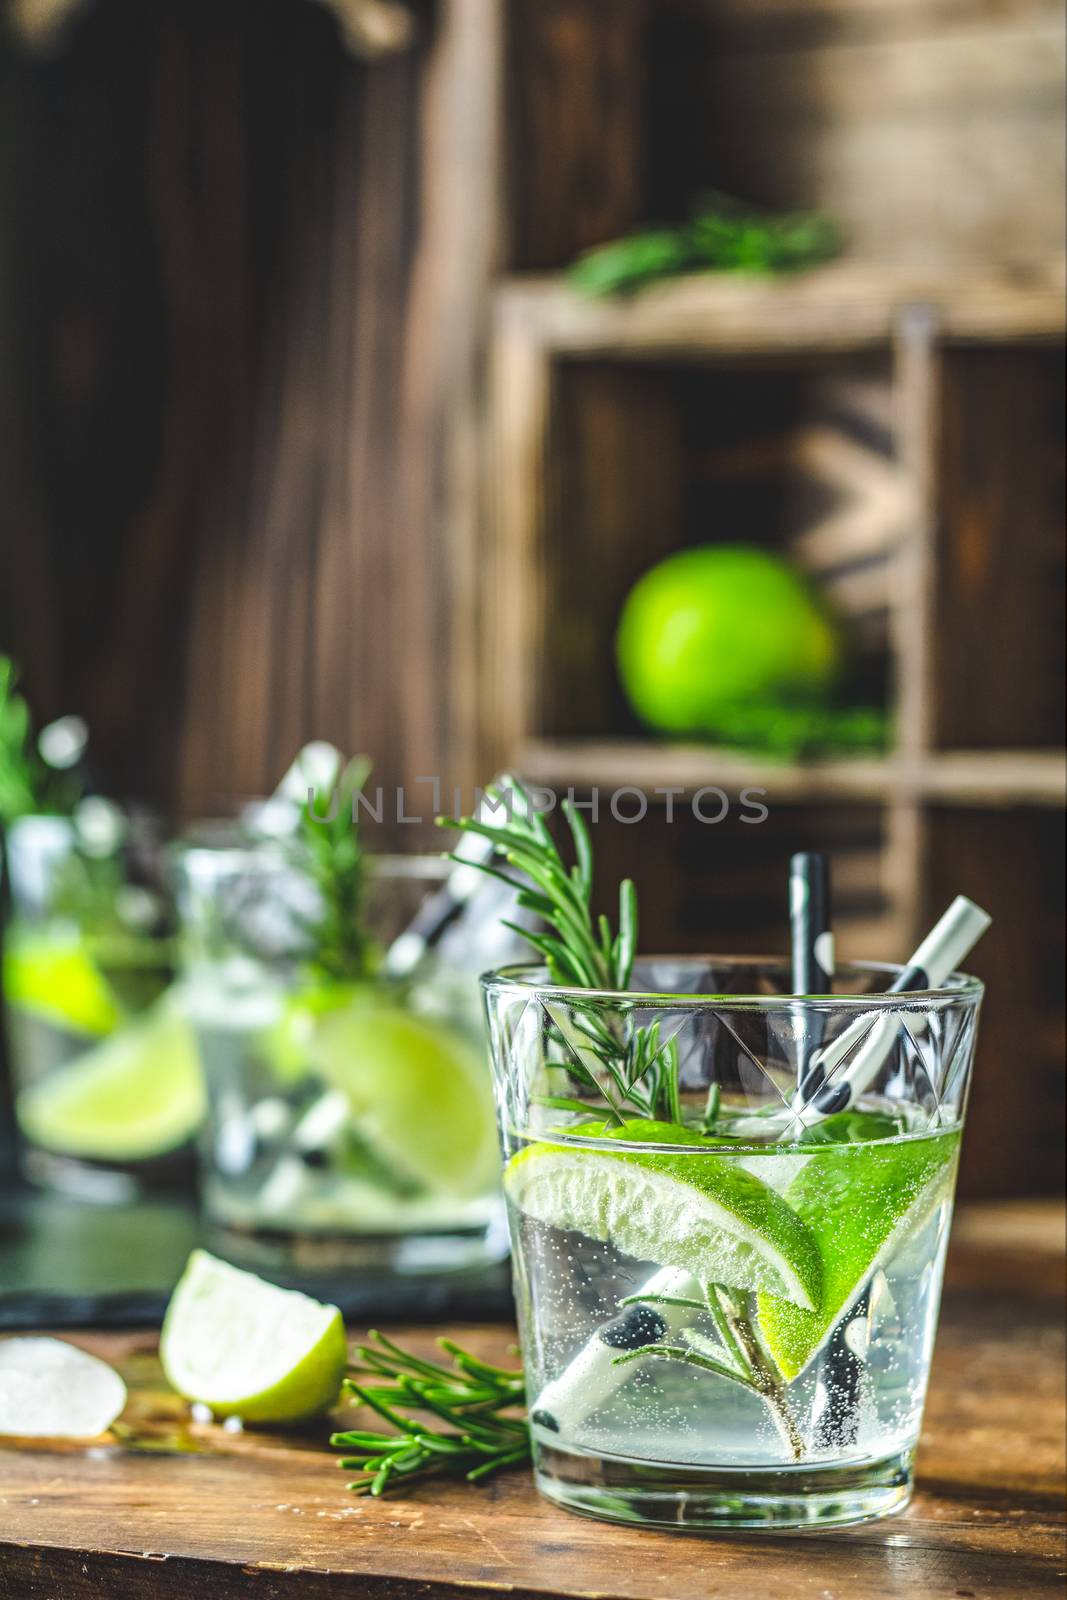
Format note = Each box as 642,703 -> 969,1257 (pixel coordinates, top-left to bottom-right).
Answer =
485,261 -> 1065,1195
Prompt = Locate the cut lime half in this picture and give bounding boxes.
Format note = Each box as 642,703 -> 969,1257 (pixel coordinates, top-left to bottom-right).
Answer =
307,999 -> 499,1198
16,998 -> 205,1162
160,1250 -> 347,1423
4,931 -> 122,1037
505,1122 -> 821,1309
757,1129 -> 960,1380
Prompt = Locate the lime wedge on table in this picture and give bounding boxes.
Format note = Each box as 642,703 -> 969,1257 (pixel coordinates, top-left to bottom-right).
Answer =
3,932 -> 122,1036
161,1250 -> 347,1422
16,999 -> 205,1161
757,1130 -> 960,1380
307,999 -> 498,1198
505,1119 -> 822,1310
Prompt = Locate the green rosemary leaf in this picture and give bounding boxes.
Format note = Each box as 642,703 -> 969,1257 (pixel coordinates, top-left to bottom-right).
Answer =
0,656 -> 82,825
563,798 -> 594,902
614,878 -> 639,988
609,1342 -> 749,1386
334,1332 -> 530,1499
296,753 -> 374,983
440,778 -> 682,1124
533,1094 -> 602,1117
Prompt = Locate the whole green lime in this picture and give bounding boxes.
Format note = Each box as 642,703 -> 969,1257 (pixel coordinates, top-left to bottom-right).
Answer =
615,545 -> 842,736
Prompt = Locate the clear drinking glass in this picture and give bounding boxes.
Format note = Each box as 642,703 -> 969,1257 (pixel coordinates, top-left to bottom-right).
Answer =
173,839 -> 509,1276
2,811 -> 194,1201
483,957 -> 983,1530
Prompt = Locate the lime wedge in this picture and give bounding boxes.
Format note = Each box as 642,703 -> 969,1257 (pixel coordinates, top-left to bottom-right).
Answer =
263,980 -> 375,1083
160,1250 -> 347,1422
0,1337 -> 127,1438
757,1129 -> 960,1379
505,1119 -> 821,1309
307,999 -> 498,1198
3,931 -> 122,1036
16,998 -> 205,1161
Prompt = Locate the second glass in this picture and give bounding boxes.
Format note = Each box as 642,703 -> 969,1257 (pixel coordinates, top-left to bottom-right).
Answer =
174,839 -> 507,1276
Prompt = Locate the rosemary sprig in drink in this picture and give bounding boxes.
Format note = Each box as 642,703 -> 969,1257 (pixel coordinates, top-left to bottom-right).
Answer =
298,754 -> 375,984
438,778 -> 681,1125
332,1332 -> 529,1496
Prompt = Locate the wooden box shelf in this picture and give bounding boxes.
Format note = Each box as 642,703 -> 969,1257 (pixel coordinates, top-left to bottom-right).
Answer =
495,259 -> 1067,360
485,256 -> 1065,1198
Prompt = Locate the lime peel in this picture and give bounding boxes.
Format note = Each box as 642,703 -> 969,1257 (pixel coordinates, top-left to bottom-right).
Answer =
506,1122 -> 822,1310
16,998 -> 205,1161
757,1130 -> 960,1380
307,1000 -> 498,1198
4,932 -> 122,1036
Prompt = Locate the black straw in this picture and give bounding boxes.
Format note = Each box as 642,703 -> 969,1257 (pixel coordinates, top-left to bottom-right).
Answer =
788,850 -> 862,1447
790,851 -> 832,1094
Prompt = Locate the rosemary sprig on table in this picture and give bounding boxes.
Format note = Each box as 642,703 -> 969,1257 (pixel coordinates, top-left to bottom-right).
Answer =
438,778 -> 681,1125
331,1333 -> 529,1496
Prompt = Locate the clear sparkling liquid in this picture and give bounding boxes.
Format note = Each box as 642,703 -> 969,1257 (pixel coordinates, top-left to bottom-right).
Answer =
509,1118 -> 957,1477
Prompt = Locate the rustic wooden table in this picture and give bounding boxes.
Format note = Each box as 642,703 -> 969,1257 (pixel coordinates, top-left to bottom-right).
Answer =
0,1201 -> 1063,1600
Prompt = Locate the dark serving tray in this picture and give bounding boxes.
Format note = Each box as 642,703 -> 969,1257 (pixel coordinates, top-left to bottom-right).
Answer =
0,1184 -> 513,1330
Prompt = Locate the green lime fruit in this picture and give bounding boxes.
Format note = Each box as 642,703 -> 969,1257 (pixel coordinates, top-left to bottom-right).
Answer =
3,931 -> 122,1037
757,1130 -> 960,1380
506,1118 -> 821,1309
307,1000 -> 498,1198
16,999 -> 206,1161
615,544 -> 842,737
161,1250 -> 347,1423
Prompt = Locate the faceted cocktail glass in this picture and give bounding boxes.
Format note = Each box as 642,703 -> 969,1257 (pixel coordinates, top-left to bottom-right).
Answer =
482,957 -> 982,1530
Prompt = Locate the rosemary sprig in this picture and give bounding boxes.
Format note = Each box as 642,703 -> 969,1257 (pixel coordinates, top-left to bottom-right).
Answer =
438,778 -> 680,1125
570,192 -> 842,298
298,754 -> 374,983
0,655 -> 80,825
614,1283 -> 804,1460
331,1332 -> 529,1496
439,777 -> 635,992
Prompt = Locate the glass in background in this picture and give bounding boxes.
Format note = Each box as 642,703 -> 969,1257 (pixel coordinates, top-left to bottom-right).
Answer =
174,838 -> 511,1276
2,806 -> 200,1201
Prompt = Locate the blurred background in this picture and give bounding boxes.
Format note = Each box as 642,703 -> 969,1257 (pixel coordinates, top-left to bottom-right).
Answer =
0,0 -> 1063,1247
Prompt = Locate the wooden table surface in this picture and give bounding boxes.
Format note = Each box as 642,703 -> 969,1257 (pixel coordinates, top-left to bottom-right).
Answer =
0,1201 -> 1063,1600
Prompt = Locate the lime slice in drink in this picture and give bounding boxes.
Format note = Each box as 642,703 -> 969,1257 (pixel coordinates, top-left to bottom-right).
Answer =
307,998 -> 498,1198
16,999 -> 205,1161
757,1129 -> 961,1380
161,1250 -> 347,1423
263,980 -> 375,1083
3,931 -> 122,1037
505,1119 -> 821,1309
0,1337 -> 127,1438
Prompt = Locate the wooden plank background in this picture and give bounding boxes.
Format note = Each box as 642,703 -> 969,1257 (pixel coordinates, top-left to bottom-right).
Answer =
0,0 -> 498,845
647,0 -> 1066,266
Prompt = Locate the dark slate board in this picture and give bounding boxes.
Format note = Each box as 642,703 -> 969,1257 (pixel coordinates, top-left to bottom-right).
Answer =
0,1184 -> 513,1329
